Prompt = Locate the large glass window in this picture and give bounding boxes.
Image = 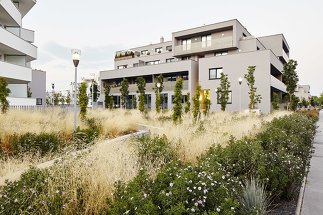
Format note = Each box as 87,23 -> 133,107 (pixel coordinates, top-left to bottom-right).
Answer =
166,58 -> 175,63
117,65 -> 127,69
209,68 -> 223,80
155,47 -> 162,53
166,46 -> 172,52
202,35 -> 212,48
182,39 -> 191,51
141,50 -> 148,55
217,91 -> 232,104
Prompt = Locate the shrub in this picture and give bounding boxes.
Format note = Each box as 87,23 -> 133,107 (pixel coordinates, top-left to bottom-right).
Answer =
296,109 -> 319,121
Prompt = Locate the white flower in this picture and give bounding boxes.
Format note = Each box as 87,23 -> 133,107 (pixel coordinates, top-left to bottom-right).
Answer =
56,190 -> 59,194
198,187 -> 201,191
170,183 -> 174,187
191,208 -> 195,212
231,207 -> 234,210
14,198 -> 18,203
217,208 -> 221,212
222,176 -> 225,179
124,210 -> 130,214
195,202 -> 198,206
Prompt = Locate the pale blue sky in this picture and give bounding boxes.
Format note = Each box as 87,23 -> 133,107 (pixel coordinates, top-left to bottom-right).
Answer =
23,0 -> 323,95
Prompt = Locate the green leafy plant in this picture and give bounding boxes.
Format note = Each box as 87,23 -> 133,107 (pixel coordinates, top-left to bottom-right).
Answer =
66,91 -> 71,105
217,72 -> 231,111
136,77 -> 146,113
282,59 -> 299,110
120,78 -> 129,109
244,66 -> 262,111
27,86 -> 32,98
90,81 -> 99,103
272,92 -> 279,110
154,74 -> 164,113
172,78 -> 183,123
104,85 -> 111,109
192,85 -> 201,123
184,92 -> 191,113
0,77 -> 11,113
133,95 -> 137,109
79,82 -> 88,120
203,94 -> 211,117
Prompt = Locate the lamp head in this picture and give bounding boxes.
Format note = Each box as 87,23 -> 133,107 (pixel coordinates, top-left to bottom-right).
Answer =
51,83 -> 55,89
72,49 -> 81,67
156,82 -> 161,88
238,77 -> 243,85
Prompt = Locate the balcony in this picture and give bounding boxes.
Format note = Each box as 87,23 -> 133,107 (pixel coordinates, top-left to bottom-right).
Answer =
110,80 -> 189,94
0,26 -> 37,60
174,36 -> 233,56
271,75 -> 286,93
21,28 -> 35,43
0,0 -> 22,26
0,60 -> 32,82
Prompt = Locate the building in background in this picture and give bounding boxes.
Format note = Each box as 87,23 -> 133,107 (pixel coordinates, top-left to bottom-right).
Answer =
295,85 -> 311,101
28,69 -> 46,105
99,19 -> 288,113
0,0 -> 38,106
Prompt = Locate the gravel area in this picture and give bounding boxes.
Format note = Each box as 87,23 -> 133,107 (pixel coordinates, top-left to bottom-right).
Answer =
269,198 -> 298,215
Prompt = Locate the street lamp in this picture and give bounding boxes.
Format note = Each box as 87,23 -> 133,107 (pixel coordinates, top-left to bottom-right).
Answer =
90,73 -> 95,111
72,49 -> 81,132
238,77 -> 243,112
51,83 -> 55,107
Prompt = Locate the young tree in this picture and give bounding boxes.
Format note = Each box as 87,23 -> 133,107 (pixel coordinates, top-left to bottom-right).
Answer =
120,78 -> 129,109
282,60 -> 299,110
154,74 -> 164,113
66,92 -> 71,105
53,93 -> 60,106
0,77 -> 11,113
89,81 -> 99,103
136,77 -> 146,112
27,86 -> 32,98
133,95 -> 137,109
104,85 -> 111,109
291,95 -> 299,111
184,92 -> 191,113
59,94 -> 66,105
244,66 -> 262,111
192,85 -> 201,123
79,82 -> 88,120
217,72 -> 231,111
310,96 -> 316,107
272,92 -> 280,110
300,98 -> 309,108
109,97 -> 114,110
172,78 -> 183,123
203,93 -> 211,117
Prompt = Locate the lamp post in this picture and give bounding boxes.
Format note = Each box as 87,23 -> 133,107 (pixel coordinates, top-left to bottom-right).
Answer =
90,73 -> 95,111
156,82 -> 161,110
51,83 -> 55,107
238,77 -> 243,112
72,49 -> 81,132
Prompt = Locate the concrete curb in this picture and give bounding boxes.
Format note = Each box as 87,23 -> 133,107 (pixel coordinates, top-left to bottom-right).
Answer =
295,169 -> 308,215
0,130 -> 148,185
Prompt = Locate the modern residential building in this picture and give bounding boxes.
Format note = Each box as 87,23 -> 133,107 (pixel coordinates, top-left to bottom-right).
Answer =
295,85 -> 311,101
28,69 -> 46,105
99,19 -> 288,113
0,0 -> 38,106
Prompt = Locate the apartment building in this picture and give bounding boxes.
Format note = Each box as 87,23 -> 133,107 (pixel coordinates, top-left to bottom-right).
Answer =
28,69 -> 46,105
295,85 -> 311,101
0,0 -> 38,105
99,19 -> 288,113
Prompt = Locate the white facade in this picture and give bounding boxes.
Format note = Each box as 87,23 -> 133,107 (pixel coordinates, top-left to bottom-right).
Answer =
295,85 -> 311,101
0,0 -> 37,106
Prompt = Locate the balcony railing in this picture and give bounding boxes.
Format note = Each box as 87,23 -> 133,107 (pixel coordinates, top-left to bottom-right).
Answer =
21,28 -> 35,43
174,36 -> 233,56
271,75 -> 286,93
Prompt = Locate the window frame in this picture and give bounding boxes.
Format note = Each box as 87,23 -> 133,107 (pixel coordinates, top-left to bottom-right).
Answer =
217,91 -> 232,104
209,67 -> 223,80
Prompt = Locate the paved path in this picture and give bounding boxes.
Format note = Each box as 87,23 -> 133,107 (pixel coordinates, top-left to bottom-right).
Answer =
301,111 -> 323,214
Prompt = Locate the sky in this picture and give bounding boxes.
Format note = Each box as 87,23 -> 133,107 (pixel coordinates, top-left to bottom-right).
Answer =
23,0 -> 323,96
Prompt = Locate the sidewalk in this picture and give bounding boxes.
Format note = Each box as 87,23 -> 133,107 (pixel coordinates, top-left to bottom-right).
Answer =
301,111 -> 323,214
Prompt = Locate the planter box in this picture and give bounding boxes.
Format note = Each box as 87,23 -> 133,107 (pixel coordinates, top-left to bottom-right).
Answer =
114,55 -> 134,61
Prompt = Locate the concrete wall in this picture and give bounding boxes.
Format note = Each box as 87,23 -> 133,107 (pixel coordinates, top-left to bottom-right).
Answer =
199,50 -> 272,113
28,70 -> 46,105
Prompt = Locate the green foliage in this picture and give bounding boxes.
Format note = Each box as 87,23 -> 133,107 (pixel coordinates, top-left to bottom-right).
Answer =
136,77 -> 146,112
172,78 -> 183,123
154,75 -> 164,113
27,86 -> 32,98
300,98 -> 309,108
59,93 -> 65,105
203,94 -> 211,117
272,92 -> 280,110
0,77 -> 11,113
79,82 -> 88,120
53,93 -> 60,106
217,72 -> 231,111
244,66 -> 262,111
184,92 -> 191,113
291,95 -> 300,111
192,85 -> 201,123
104,85 -> 112,109
133,95 -> 137,109
282,60 -> 299,110
120,78 -> 129,109
66,91 -> 71,105
114,51 -> 134,59
90,81 -> 99,102
310,96 -> 316,107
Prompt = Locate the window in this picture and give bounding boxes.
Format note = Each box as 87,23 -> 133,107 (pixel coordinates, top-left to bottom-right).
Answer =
166,46 -> 172,52
182,39 -> 191,51
36,98 -> 42,105
145,94 -> 152,109
209,68 -> 223,80
257,47 -> 260,51
202,35 -> 212,48
155,47 -> 162,53
172,95 -> 187,104
217,91 -> 232,104
182,56 -> 191,61
166,58 -> 175,63
167,76 -> 177,82
117,65 -> 127,69
141,50 -> 148,55
145,60 -> 160,65
182,75 -> 188,80
133,63 -> 139,67
243,33 -> 247,37
13,1 -> 19,8
215,51 -> 228,56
